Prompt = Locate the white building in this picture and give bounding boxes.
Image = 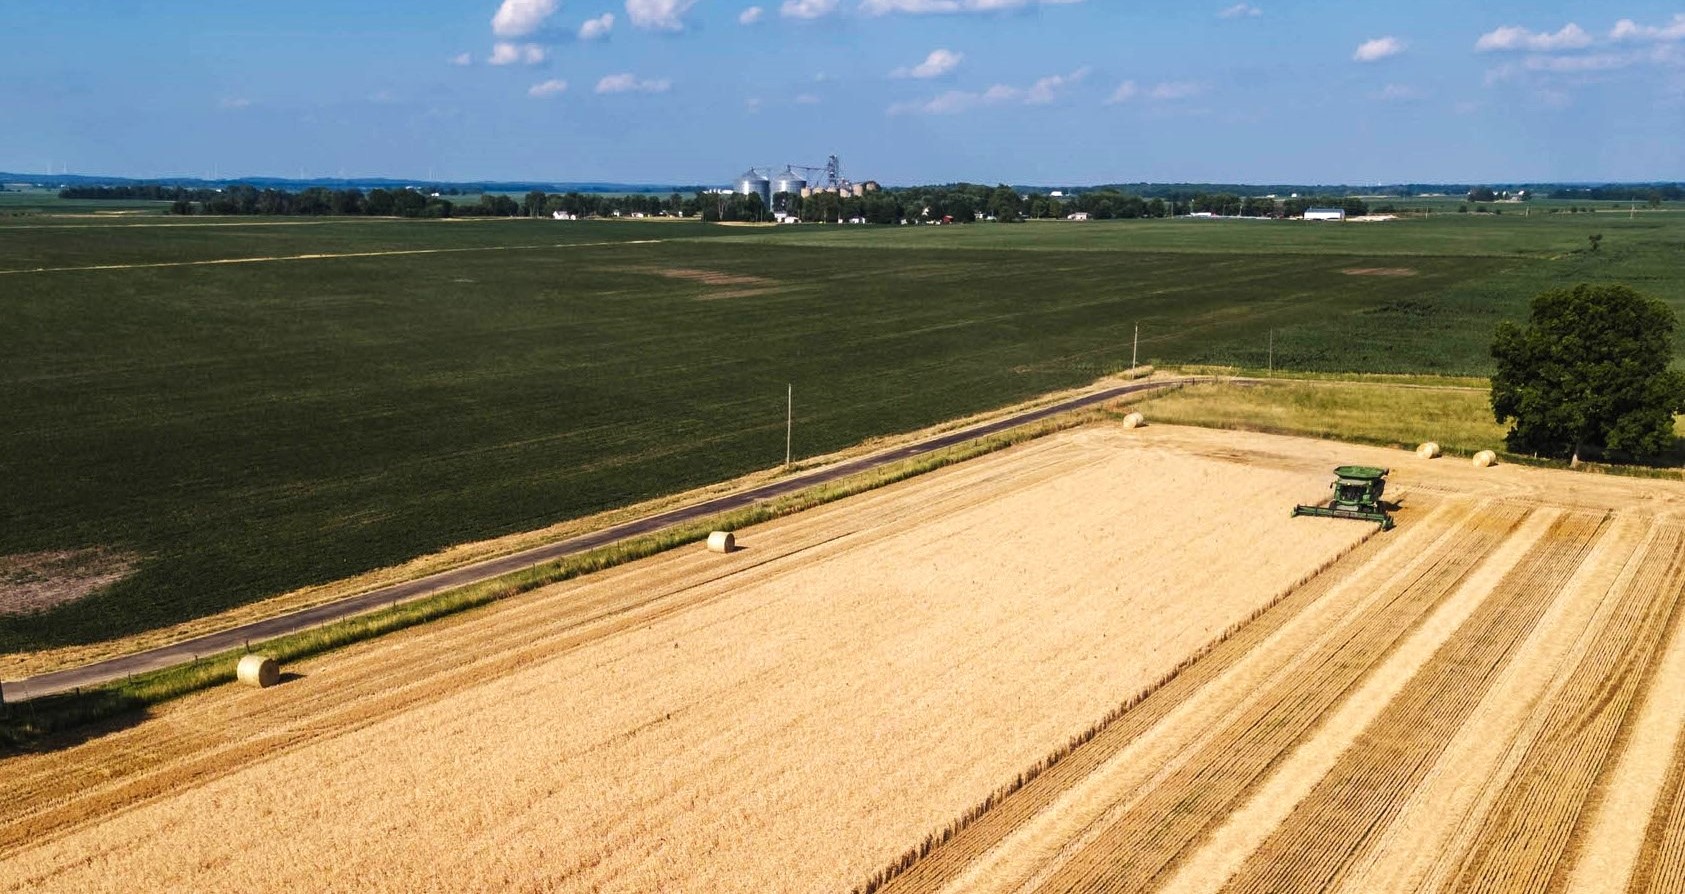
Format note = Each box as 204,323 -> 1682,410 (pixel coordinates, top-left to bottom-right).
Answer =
1067,211 -> 1090,221
1304,207 -> 1346,221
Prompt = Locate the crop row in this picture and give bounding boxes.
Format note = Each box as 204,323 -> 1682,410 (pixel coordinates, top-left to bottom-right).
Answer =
1218,511 -> 1608,893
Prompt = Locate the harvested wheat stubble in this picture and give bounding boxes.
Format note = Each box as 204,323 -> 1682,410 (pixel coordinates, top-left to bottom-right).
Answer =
1443,526 -> 1685,894
1020,504 -> 1534,894
1219,511 -> 1609,894
1628,656 -> 1685,894
1157,506 -> 1568,894
1316,512 -> 1647,894
0,428 -> 1368,894
1565,528 -> 1685,894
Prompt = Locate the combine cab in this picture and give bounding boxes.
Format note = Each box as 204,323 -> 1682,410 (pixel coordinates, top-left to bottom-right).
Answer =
1293,465 -> 1395,531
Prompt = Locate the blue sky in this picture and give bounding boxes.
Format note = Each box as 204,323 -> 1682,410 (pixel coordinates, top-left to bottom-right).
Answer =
4,1 -> 1682,185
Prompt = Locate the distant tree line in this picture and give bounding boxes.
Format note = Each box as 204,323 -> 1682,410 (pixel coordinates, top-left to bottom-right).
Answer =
1547,185 -> 1682,205
67,180 -> 1373,223
60,185 -> 221,202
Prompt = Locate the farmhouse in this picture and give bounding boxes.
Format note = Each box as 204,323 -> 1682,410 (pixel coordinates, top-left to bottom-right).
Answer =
1067,211 -> 1090,221
1304,207 -> 1346,221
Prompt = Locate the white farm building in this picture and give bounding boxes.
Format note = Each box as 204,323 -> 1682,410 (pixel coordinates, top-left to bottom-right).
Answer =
1304,207 -> 1346,221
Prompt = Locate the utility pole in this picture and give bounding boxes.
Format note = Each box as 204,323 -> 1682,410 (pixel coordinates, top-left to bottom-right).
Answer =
1131,324 -> 1139,373
785,383 -> 793,467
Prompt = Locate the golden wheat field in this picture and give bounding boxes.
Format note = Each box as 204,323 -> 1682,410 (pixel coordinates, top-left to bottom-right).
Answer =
4,424 -> 1685,893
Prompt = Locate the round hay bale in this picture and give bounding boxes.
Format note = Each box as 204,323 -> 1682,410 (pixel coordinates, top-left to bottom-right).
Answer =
1472,449 -> 1498,468
236,654 -> 280,689
706,531 -> 736,554
1416,441 -> 1441,459
1121,412 -> 1146,429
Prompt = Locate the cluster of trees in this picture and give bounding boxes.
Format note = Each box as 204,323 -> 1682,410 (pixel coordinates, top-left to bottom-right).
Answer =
1548,185 -> 1682,204
1491,283 -> 1685,464
163,185 -> 454,217
156,185 -> 697,219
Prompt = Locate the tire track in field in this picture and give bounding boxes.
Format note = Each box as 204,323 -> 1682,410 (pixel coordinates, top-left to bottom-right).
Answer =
0,441 -> 1093,856
868,498 -> 1485,894
1013,504 -> 1530,894
1447,525 -> 1685,894
0,239 -> 665,275
1216,511 -> 1610,894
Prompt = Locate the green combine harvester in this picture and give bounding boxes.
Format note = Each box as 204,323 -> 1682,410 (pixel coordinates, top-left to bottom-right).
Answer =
1293,465 -> 1395,531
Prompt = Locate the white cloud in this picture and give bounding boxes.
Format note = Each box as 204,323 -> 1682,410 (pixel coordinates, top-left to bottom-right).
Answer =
739,5 -> 765,23
782,0 -> 839,18
1475,23 -> 1593,52
1524,52 -> 1631,73
1107,79 -> 1204,103
218,97 -> 252,110
579,13 -> 616,39
1218,3 -> 1260,19
891,48 -> 964,78
1611,14 -> 1685,42
1024,67 -> 1088,103
596,73 -> 674,93
795,92 -> 821,104
888,66 -> 1087,114
1483,39 -> 1682,89
1353,36 -> 1404,62
861,0 -> 1084,16
528,79 -> 569,98
493,0 -> 559,38
448,52 -> 473,66
1372,83 -> 1423,101
626,0 -> 698,30
1147,80 -> 1202,100
488,42 -> 547,65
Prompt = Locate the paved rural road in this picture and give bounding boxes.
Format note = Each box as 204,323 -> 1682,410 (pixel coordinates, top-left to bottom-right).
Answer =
5,377 -> 1193,701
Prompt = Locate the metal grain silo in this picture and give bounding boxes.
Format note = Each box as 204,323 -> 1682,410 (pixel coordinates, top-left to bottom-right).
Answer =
735,169 -> 771,207
772,168 -> 806,199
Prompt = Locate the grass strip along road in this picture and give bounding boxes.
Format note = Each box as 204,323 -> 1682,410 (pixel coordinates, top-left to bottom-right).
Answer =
2,376 -> 1189,702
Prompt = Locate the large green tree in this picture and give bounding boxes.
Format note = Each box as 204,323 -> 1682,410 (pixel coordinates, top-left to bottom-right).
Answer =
1490,283 -> 1685,462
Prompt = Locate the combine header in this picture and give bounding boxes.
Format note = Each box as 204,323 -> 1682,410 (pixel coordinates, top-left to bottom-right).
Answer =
1293,466 -> 1395,531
